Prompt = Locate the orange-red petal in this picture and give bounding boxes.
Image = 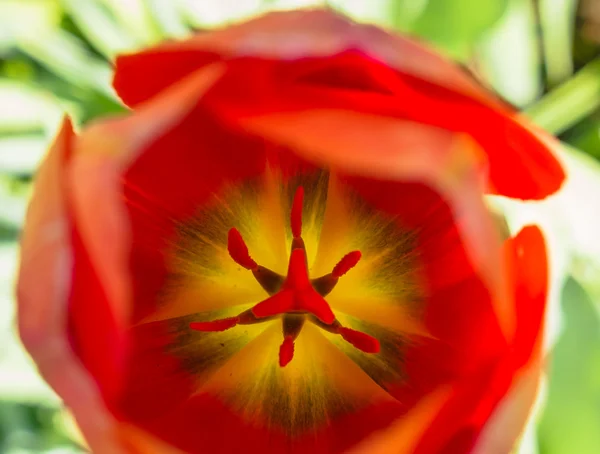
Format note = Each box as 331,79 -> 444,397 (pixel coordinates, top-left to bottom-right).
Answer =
113,10 -> 564,200
17,118 -> 124,453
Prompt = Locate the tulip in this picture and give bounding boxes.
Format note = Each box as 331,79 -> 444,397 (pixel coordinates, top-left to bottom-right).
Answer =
18,9 -> 563,454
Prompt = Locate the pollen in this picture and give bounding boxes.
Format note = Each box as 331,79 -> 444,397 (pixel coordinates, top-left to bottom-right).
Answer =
190,186 -> 381,367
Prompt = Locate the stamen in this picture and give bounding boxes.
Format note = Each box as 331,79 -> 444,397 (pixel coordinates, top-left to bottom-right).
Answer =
339,327 -> 380,353
311,250 -> 362,297
332,251 -> 362,277
228,228 -> 257,270
279,336 -> 295,367
309,316 -> 380,354
279,314 -> 305,367
291,186 -> 304,239
228,228 -> 285,294
252,267 -> 285,295
190,317 -> 239,332
190,310 -> 272,333
192,185 -> 380,367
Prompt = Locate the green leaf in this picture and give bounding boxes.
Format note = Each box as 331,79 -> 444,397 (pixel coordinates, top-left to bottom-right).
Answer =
0,242 -> 60,407
17,30 -> 116,98
180,0 -> 264,27
96,0 -> 163,45
408,0 -> 509,59
476,0 -> 542,107
538,278 -> 600,454
0,175 -> 30,229
525,58 -> 600,135
562,116 -> 600,161
328,0 -> 403,29
145,0 -> 190,38
60,0 -> 142,59
0,136 -> 48,176
0,0 -> 62,51
0,81 -> 63,135
538,0 -> 578,87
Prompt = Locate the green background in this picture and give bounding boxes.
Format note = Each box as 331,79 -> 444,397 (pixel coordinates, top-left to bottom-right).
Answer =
0,0 -> 599,452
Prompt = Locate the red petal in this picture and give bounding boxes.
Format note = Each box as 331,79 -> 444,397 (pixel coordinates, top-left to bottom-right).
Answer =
205,52 -> 563,200
17,119 -> 124,453
411,226 -> 549,453
112,10 -> 494,108
119,323 -> 403,453
113,50 -> 220,107
113,11 -> 564,200
124,108 -> 267,321
505,225 -> 548,366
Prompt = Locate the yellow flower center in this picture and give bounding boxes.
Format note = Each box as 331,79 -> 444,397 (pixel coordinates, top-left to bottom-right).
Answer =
190,187 -> 380,367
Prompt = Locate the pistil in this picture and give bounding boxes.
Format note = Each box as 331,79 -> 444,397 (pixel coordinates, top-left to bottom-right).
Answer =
190,186 -> 380,366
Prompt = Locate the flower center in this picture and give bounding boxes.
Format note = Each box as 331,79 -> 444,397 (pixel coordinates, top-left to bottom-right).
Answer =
190,186 -> 380,367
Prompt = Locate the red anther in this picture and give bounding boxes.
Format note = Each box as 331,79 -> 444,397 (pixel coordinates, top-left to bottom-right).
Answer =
339,327 -> 380,353
332,251 -> 362,278
279,336 -> 295,367
190,317 -> 239,332
291,186 -> 304,239
228,228 -> 257,270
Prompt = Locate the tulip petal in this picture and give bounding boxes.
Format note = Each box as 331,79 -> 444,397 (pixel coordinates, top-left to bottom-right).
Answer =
113,10 -> 564,200
118,423 -> 187,454
119,310 -> 274,421
408,226 -> 549,453
471,226 -> 548,453
196,323 -> 395,427
17,118 -> 124,453
69,63 -> 224,314
65,64 -> 226,363
471,359 -> 543,454
347,386 -> 453,454
82,63 -> 225,167
113,10 -> 495,108
163,324 -> 402,452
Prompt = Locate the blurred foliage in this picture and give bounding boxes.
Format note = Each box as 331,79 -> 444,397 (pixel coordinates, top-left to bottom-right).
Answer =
538,278 -> 600,454
0,0 -> 599,453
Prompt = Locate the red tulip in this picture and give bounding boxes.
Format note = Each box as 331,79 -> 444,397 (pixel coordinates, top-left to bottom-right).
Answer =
18,10 -> 563,454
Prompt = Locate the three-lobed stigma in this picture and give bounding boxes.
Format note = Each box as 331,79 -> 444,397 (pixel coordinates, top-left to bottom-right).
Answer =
190,186 -> 380,367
